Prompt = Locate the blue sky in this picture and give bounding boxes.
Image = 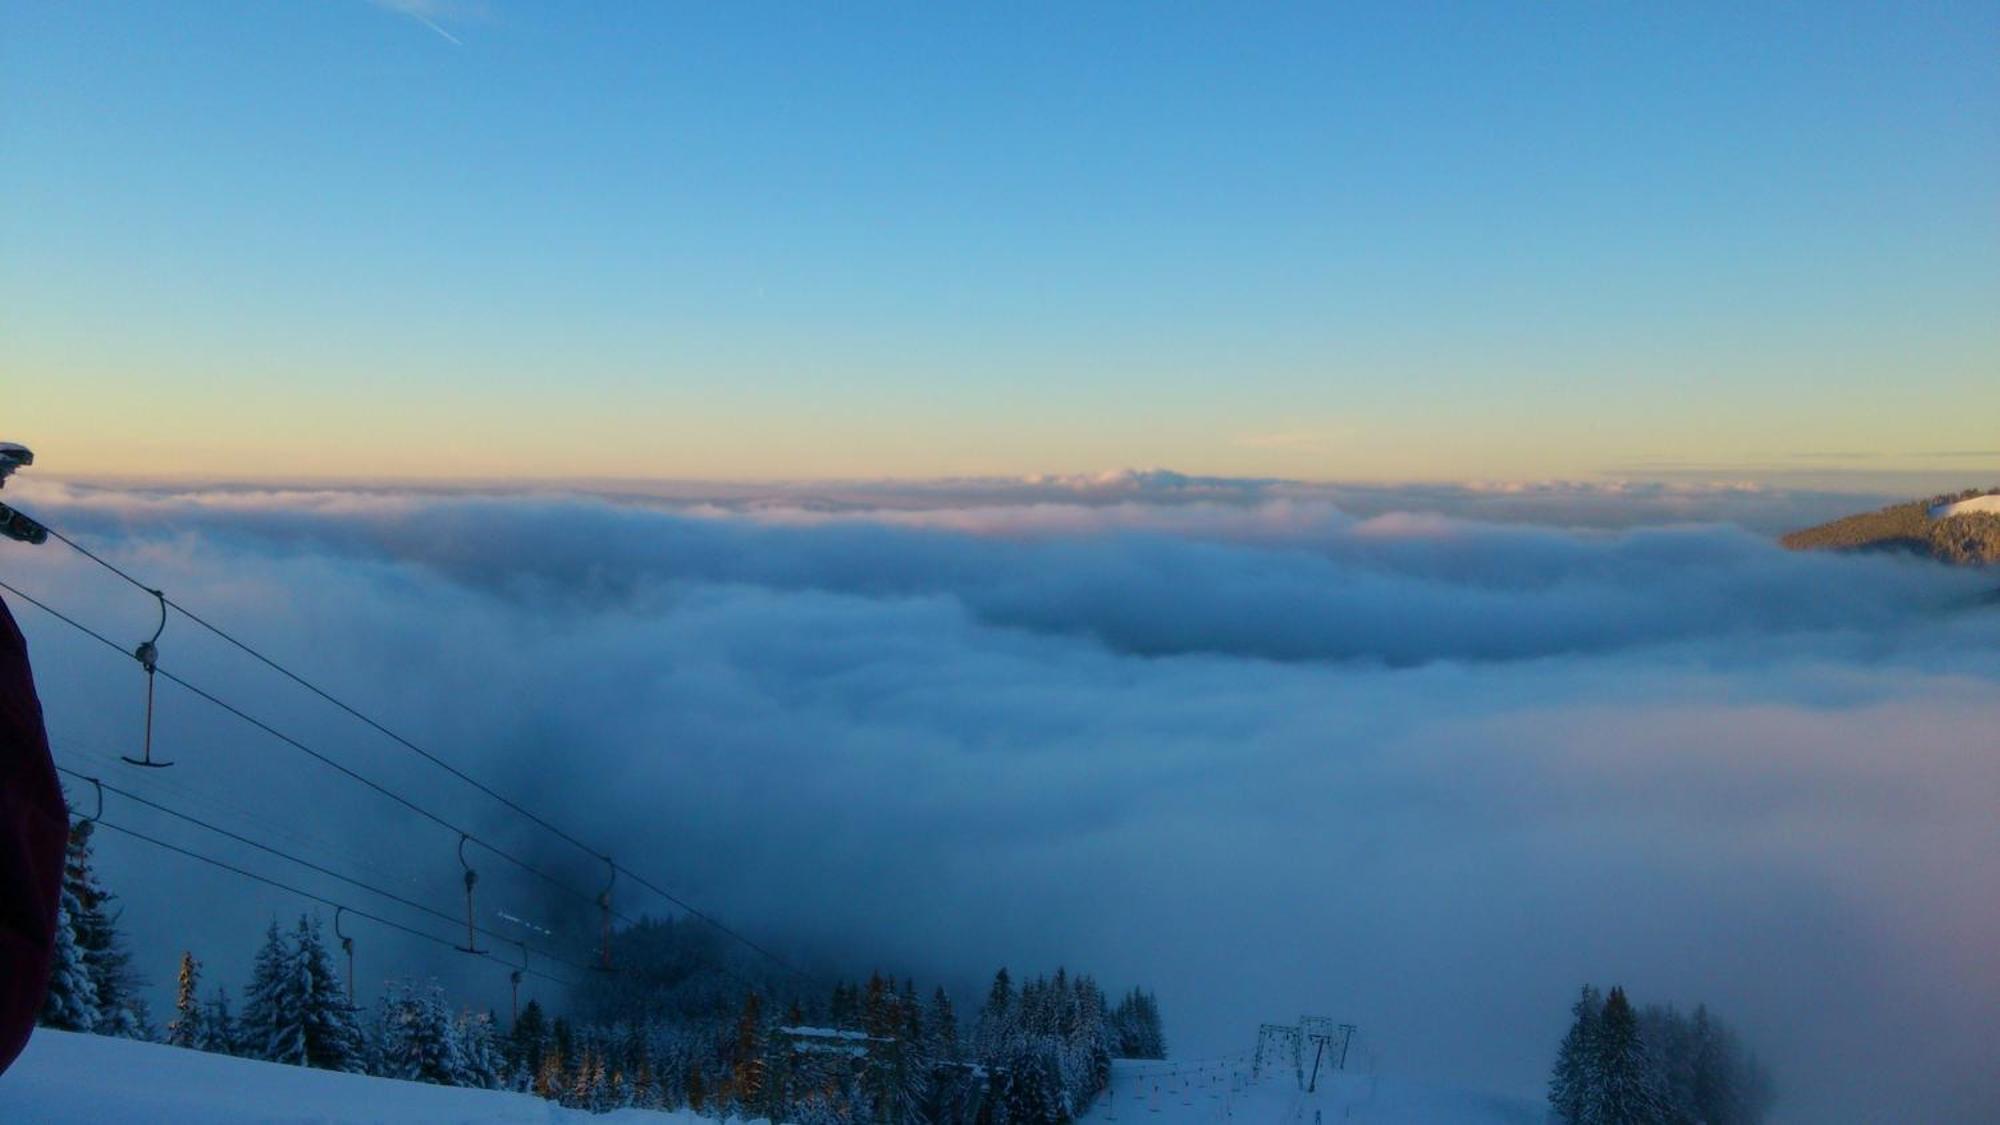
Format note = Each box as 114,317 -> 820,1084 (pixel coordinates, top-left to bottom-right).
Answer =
3,1 -> 1996,481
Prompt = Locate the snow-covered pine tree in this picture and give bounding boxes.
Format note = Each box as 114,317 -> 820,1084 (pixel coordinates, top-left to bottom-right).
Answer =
683,1058 -> 706,1113
1109,989 -> 1166,1060
166,951 -> 204,1048
457,1009 -> 505,1090
1003,1034 -> 1067,1125
1687,1005 -> 1775,1125
859,974 -> 897,1120
540,1016 -> 578,1100
63,819 -> 151,1038
241,915 -> 367,1071
974,969 -> 1013,1061
1639,1004 -> 1697,1124
925,987 -> 959,1064
616,1021 -> 659,1109
36,875 -> 98,1032
895,978 -> 934,1125
195,986 -> 239,1055
1548,983 -> 1602,1123
377,978 -> 469,1085
240,920 -> 291,1059
1587,986 -> 1666,1125
830,982 -> 858,1028
536,1044 -> 567,1101
570,1040 -> 609,1110
293,913 -> 367,1071
729,990 -> 766,1113
1067,975 -> 1110,1098
1141,991 -> 1165,1059
509,998 -> 548,1088
631,1046 -> 661,1110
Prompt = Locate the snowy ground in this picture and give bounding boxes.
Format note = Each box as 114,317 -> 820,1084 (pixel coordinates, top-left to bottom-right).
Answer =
1085,1056 -> 1543,1125
0,1029 -> 681,1124
1,1031 -> 1545,1124
1929,494 -> 2000,519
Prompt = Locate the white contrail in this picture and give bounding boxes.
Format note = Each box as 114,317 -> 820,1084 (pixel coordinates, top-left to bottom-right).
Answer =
411,13 -> 462,45
367,0 -> 464,46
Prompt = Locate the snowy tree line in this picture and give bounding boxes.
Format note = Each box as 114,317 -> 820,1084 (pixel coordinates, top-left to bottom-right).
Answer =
508,964 -> 1154,1122
1106,988 -> 1165,1060
36,820 -> 154,1040
1548,984 -> 1774,1125
36,820 -> 1167,1123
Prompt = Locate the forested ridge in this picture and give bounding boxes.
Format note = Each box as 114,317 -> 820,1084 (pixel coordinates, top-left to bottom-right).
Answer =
1782,487 -> 2000,565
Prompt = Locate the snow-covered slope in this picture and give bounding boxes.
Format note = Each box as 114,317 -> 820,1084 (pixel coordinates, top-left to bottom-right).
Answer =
1929,494 -> 2000,519
0,1029 -> 681,1124
2,1032 -> 1543,1125
1083,1056 -> 1542,1125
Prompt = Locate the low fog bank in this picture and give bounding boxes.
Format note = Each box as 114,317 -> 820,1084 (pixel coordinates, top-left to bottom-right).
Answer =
5,478 -> 1996,1121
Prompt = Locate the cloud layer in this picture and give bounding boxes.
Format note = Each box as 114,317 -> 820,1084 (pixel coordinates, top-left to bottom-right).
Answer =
5,477 -> 1996,1122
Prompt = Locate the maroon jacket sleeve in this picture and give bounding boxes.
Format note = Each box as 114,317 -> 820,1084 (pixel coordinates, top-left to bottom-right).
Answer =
0,595 -> 66,1074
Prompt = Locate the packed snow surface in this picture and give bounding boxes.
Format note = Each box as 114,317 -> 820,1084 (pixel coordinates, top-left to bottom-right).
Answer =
1084,1056 -> 1540,1125
1,1032 -> 1542,1124
1928,495 -> 2000,519
0,1029 -> 679,1123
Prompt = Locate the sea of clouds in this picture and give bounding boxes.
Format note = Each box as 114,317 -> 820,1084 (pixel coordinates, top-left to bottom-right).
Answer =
4,474 -> 1995,1121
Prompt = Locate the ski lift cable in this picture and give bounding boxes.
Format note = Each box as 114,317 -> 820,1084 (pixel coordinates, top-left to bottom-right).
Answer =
65,744 -> 423,894
52,764 -> 602,977
7,578 -> 821,997
14,518 -> 820,982
41,519 -> 618,859
64,741 -> 413,884
0,576 -> 633,925
84,815 -> 581,987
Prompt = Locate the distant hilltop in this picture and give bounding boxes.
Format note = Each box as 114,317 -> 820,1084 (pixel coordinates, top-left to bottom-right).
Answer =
1929,494 -> 2000,520
1782,487 -> 2000,566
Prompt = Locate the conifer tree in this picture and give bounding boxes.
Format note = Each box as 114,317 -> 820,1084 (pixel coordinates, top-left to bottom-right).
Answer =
462,1010 -> 506,1089
1109,989 -> 1165,1060
569,1039 -> 610,1110
1587,987 -> 1666,1125
511,998 -> 548,1085
925,987 -> 959,1064
241,914 -> 367,1071
1686,1005 -> 1775,1125
59,820 -> 150,1038
1550,987 -> 1771,1125
892,978 -> 933,1125
166,951 -> 204,1048
1548,984 -> 1602,1123
633,1050 -> 660,1110
1640,1004 -> 1698,1124
730,990 -> 767,1110
686,1059 -> 707,1113
377,978 -> 469,1085
240,920 -> 289,1057
196,986 -> 239,1055
536,1044 -> 567,1100
37,876 -> 98,1032
974,969 -> 1012,1060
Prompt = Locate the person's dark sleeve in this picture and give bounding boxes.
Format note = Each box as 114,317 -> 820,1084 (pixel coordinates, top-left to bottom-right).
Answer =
0,596 -> 66,1074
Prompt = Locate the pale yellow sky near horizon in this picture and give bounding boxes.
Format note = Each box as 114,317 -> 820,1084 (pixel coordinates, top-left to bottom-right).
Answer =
11,375 -> 1999,490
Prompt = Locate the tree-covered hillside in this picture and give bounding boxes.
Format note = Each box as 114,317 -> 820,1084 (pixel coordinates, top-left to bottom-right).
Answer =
1781,487 -> 2000,565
